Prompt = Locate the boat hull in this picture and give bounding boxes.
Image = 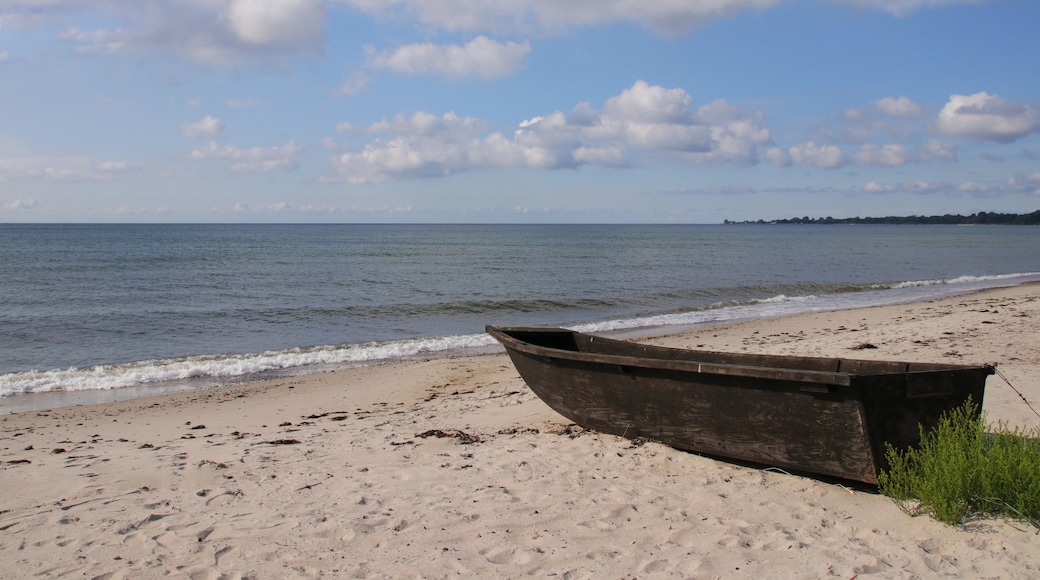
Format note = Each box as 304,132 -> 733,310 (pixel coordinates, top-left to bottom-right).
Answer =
487,326 -> 993,484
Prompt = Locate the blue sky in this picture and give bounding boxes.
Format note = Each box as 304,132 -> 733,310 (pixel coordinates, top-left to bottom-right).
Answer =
1,0 -> 1038,223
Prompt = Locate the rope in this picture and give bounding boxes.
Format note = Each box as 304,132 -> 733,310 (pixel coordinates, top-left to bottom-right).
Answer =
994,367 -> 1040,423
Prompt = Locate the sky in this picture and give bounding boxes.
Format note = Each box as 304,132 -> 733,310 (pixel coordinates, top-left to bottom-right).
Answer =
1,0 -> 1039,223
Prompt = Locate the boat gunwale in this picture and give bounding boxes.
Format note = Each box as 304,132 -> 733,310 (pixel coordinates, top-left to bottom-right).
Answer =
486,325 -> 994,388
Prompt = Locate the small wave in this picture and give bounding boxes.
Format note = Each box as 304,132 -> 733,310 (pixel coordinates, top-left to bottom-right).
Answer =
0,333 -> 495,397
574,294 -> 824,335
574,271 -> 1040,335
882,272 -> 1040,290
695,293 -> 818,311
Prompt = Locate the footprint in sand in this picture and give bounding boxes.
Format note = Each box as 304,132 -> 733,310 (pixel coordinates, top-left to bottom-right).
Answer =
513,460 -> 533,482
480,545 -> 532,566
638,558 -> 669,573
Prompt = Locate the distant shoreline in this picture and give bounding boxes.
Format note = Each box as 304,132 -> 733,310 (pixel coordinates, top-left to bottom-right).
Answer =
725,209 -> 1040,225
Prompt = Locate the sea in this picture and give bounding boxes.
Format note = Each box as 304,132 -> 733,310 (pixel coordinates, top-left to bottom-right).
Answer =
2,223 -> 1039,413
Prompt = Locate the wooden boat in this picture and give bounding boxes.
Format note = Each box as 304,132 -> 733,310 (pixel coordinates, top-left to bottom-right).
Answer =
486,325 -> 993,484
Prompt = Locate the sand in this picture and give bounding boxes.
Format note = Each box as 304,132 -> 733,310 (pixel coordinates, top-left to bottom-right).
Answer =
2,284 -> 1039,579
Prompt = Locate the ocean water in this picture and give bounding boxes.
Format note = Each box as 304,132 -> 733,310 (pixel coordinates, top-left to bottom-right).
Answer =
2,223 -> 1039,410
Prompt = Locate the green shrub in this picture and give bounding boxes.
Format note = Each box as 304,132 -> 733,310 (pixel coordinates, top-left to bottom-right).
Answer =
878,399 -> 1040,528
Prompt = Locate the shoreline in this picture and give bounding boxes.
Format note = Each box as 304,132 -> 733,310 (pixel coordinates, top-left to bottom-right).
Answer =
5,274 -> 1035,415
2,284 -> 1039,577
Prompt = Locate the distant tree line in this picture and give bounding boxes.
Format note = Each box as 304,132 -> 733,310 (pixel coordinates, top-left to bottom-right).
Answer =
724,210 -> 1040,225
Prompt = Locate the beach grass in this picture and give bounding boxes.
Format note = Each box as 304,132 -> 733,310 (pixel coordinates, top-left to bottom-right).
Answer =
878,399 -> 1040,528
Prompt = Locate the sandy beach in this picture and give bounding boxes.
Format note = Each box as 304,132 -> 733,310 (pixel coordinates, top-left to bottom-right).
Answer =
2,284 -> 1039,578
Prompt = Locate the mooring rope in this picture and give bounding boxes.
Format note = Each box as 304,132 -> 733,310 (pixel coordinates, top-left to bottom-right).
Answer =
994,367 -> 1040,423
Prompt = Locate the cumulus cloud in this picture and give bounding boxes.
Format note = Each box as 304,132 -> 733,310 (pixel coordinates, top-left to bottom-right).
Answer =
797,92 -> 959,168
788,141 -> 843,168
934,92 -> 1039,143
226,0 -> 326,50
852,143 -> 911,166
327,80 -> 772,183
817,95 -> 928,147
957,181 -> 992,194
182,116 -> 226,139
864,181 -> 897,193
6,0 -> 327,63
849,138 -> 957,167
871,96 -> 925,119
189,140 -> 301,173
367,36 -> 531,79
604,81 -> 694,124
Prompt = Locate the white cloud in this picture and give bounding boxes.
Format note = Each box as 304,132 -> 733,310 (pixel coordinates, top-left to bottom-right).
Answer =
605,80 -> 697,124
957,181 -> 991,194
331,1 -> 988,39
871,96 -> 925,119
59,26 -> 128,54
369,111 -> 491,137
868,172 -> 1040,198
343,0 -> 780,36
96,160 -> 130,173
226,0 -> 326,50
367,36 -> 531,79
934,92 -> 1039,143
864,181 -> 897,193
189,140 -> 301,173
1006,172 -> 1040,196
0,155 -> 131,181
7,0 -> 327,63
788,141 -> 843,168
902,180 -> 947,194
921,138 -> 956,160
818,95 -> 927,147
706,118 -> 772,163
852,138 -> 959,166
2,198 -> 38,211
863,180 -> 947,194
763,147 -> 791,167
852,143 -> 910,166
327,80 -> 772,183
182,116 -> 226,139
336,73 -> 369,95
